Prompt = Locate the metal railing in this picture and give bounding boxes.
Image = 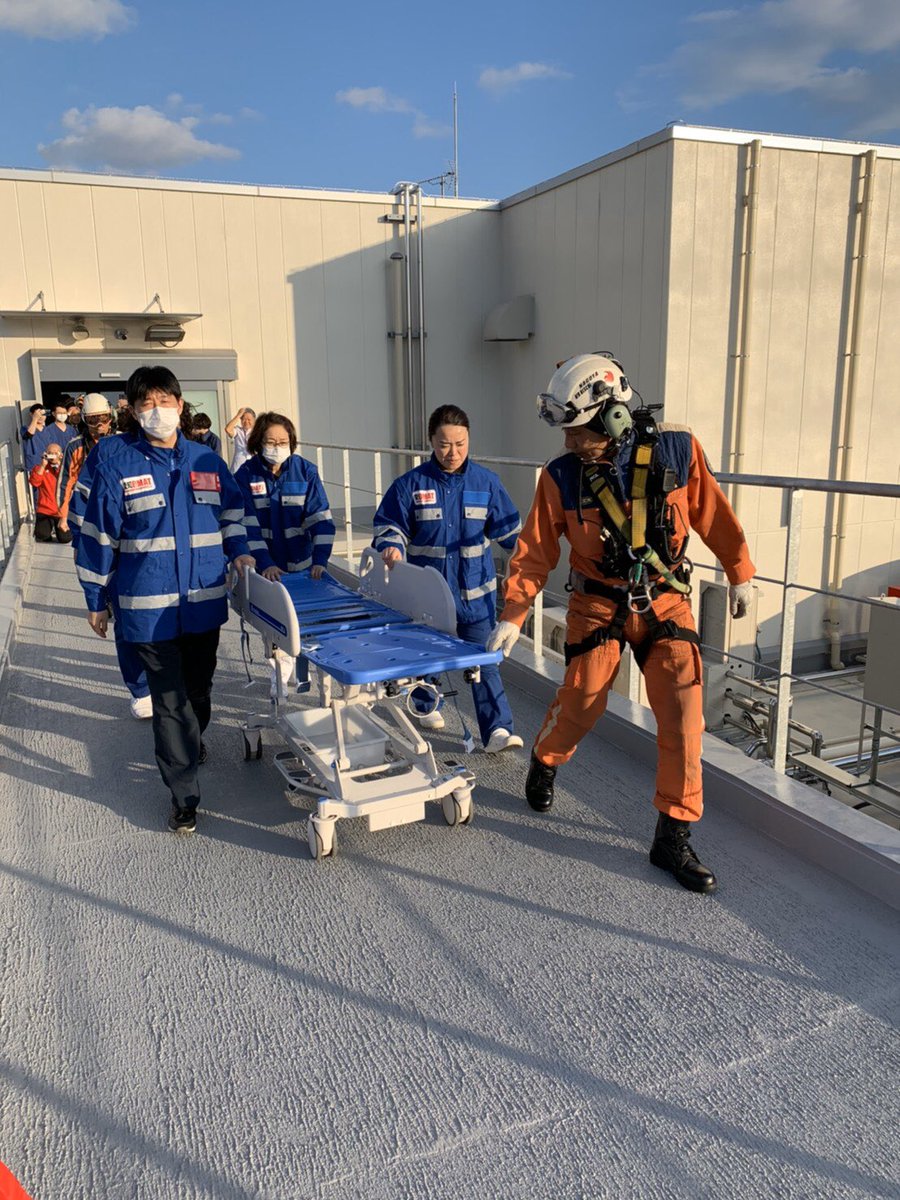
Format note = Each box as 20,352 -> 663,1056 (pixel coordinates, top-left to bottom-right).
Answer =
0,440 -> 23,575
298,439 -> 900,787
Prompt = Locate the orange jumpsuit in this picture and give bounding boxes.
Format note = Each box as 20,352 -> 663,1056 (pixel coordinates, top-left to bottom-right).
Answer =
501,430 -> 755,822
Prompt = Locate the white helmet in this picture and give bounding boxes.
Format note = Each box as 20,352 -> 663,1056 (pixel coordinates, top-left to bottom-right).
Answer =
82,392 -> 111,416
536,353 -> 633,430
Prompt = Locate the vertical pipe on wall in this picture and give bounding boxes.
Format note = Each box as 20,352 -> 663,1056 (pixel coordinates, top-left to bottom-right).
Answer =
729,138 -> 761,520
415,186 -> 427,448
402,185 -> 415,449
826,148 -> 877,669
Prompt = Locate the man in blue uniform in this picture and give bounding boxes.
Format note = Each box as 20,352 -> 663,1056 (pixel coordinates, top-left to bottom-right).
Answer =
76,366 -> 255,834
372,404 -> 523,753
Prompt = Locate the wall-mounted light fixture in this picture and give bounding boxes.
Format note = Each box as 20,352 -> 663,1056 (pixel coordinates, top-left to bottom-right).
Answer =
145,322 -> 186,346
70,320 -> 90,341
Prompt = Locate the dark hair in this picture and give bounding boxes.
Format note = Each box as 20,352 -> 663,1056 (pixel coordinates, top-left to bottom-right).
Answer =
28,402 -> 43,414
247,412 -> 297,456
428,405 -> 470,440
125,366 -> 192,435
125,365 -> 182,406
192,412 -> 212,431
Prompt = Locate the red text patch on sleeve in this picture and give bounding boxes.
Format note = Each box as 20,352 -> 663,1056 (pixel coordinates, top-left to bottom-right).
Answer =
190,471 -> 221,492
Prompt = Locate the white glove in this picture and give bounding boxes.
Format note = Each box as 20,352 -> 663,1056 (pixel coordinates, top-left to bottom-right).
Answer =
486,620 -> 520,657
728,581 -> 754,619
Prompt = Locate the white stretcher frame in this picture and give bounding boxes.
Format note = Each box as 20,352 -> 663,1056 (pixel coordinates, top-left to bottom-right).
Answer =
232,552 -> 486,860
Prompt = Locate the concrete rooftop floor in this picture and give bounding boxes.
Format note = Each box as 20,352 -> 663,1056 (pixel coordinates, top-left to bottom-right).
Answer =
1,543 -> 899,1199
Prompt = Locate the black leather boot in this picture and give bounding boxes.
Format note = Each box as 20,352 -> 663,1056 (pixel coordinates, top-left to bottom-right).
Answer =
649,813 -> 717,894
525,752 -> 557,812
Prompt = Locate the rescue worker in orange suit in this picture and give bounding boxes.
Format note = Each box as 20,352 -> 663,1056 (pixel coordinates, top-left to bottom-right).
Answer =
486,354 -> 756,893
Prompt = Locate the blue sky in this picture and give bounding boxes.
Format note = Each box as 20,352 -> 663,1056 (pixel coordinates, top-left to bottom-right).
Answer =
1,0 -> 899,199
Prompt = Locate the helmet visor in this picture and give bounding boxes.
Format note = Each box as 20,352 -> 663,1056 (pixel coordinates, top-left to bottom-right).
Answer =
537,393 -> 573,426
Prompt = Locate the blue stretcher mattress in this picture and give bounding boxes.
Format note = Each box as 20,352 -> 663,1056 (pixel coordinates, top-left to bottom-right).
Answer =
279,571 -> 502,686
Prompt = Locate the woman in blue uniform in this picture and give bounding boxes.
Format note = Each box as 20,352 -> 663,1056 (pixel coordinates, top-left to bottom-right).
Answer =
234,412 -> 335,697
372,404 -> 523,753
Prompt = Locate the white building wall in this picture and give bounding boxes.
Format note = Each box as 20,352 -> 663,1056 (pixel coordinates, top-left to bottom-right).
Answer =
491,129 -> 900,655
0,173 -> 503,470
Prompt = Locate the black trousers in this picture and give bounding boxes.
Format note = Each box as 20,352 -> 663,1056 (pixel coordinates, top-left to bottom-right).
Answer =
133,628 -> 220,809
34,514 -> 72,543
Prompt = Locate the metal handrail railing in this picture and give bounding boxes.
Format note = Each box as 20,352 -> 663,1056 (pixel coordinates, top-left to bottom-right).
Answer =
0,439 -> 24,573
299,439 -> 900,780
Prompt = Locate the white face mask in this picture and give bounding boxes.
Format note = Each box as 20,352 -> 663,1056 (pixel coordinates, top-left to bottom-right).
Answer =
53,412 -> 67,424
261,445 -> 291,465
137,406 -> 181,439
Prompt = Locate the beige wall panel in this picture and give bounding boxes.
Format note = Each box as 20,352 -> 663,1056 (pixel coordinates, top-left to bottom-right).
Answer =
192,193 -> 233,354
0,182 -> 28,303
42,183 -> 101,310
222,195 -> 266,408
161,191 -> 200,317
319,204 -> 373,451
795,155 -> 852,480
13,182 -> 55,308
638,144 -> 671,405
251,198 -> 294,414
281,199 -> 328,444
91,186 -> 145,310
596,160 -> 627,357
136,190 -> 171,313
572,173 -> 601,351
618,154 -> 647,382
677,143 -> 740,458
664,141 -> 698,422
354,203 -> 393,457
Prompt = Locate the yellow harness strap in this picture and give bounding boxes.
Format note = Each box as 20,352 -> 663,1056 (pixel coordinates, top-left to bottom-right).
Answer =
630,442 -> 653,551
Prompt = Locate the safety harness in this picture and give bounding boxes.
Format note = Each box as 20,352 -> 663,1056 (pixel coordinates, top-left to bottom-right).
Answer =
564,418 -> 700,672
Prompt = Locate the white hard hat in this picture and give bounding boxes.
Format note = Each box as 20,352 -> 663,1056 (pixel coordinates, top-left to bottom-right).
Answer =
82,393 -> 111,416
536,353 -> 632,428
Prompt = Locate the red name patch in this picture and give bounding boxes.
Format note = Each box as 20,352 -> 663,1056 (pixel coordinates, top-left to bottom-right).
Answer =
190,471 -> 221,492
121,474 -> 154,495
413,489 -> 437,505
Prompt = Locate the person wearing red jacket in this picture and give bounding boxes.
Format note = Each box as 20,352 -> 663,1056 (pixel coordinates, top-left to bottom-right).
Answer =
487,354 -> 756,893
28,442 -> 72,544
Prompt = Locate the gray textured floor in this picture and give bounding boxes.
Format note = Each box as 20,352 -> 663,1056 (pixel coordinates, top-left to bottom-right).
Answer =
1,544 -> 899,1200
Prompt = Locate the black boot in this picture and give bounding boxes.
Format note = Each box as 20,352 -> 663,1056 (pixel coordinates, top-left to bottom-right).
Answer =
649,813 -> 717,894
525,752 -> 557,812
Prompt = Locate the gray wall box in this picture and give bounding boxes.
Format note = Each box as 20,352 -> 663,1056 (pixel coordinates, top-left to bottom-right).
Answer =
483,294 -> 535,341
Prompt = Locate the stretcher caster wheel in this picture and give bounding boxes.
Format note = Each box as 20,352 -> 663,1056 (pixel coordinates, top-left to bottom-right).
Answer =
307,813 -> 337,861
242,731 -> 263,761
442,787 -> 473,827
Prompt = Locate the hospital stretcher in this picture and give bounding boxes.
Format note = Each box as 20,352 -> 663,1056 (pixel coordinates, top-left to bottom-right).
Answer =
230,549 -> 503,860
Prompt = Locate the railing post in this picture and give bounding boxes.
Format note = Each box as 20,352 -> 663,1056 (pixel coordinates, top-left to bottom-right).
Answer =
342,448 -> 354,567
315,445 -> 324,480
773,488 -> 803,772
373,452 -> 383,511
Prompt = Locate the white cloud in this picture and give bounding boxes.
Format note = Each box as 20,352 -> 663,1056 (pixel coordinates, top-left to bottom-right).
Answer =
636,0 -> 900,127
39,105 -> 240,173
413,113 -> 452,139
0,0 -> 134,39
336,86 -> 412,114
478,62 -> 572,94
336,85 -> 449,142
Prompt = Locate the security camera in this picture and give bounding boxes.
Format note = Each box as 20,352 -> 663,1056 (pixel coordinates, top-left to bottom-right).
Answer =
114,327 -> 128,341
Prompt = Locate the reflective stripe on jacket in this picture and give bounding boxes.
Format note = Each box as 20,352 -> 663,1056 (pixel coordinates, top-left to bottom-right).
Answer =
372,455 -> 521,624
75,431 -> 251,642
235,453 -> 334,572
501,430 -> 755,627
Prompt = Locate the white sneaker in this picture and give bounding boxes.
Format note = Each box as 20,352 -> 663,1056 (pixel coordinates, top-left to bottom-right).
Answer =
417,710 -> 445,730
484,728 -> 524,754
130,694 -> 153,720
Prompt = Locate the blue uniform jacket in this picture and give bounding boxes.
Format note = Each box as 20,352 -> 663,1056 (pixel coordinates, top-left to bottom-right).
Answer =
372,456 -> 521,624
67,433 -> 134,552
235,453 -> 334,573
75,431 -> 251,642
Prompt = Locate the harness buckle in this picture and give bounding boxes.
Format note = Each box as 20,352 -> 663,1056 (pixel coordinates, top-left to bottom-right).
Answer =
627,586 -> 653,615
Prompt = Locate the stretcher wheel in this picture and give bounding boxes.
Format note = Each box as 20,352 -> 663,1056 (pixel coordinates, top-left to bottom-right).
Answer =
442,787 -> 473,827
307,813 -> 337,861
242,731 -> 263,761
